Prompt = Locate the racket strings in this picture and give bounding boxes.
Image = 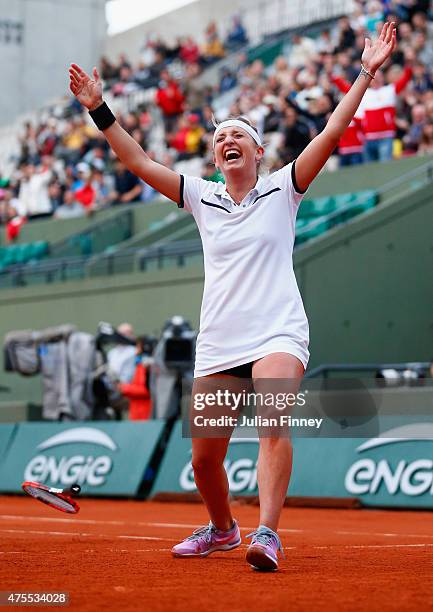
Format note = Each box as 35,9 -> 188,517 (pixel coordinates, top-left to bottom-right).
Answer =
23,484 -> 76,512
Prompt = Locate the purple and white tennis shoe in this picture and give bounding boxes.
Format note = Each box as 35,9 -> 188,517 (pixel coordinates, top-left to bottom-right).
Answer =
172,520 -> 241,557
245,525 -> 285,571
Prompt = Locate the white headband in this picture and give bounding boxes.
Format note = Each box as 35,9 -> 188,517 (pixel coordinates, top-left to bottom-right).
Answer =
213,119 -> 262,148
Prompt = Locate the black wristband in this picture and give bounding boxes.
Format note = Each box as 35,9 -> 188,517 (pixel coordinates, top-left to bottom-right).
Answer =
89,101 -> 116,131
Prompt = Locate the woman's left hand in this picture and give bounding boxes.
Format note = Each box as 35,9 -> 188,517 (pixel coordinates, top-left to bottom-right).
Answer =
362,21 -> 397,76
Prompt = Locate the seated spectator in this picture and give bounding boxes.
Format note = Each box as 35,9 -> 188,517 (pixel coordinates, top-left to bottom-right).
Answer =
72,162 -> 91,191
288,33 -> 316,68
168,116 -> 189,157
37,120 -> 59,157
184,114 -> 205,157
99,55 -> 118,82
48,179 -> 63,212
364,1 -> 384,34
201,21 -> 225,65
263,95 -> 283,133
156,70 -> 185,132
91,164 -> 112,208
118,336 -> 152,420
139,36 -> 157,68
335,16 -> 356,50
413,30 -> 433,66
202,104 -> 216,133
1,189 -> 25,241
288,93 -> 333,136
278,105 -> 312,164
179,36 -> 201,64
403,104 -> 427,153
54,190 -> 85,219
59,116 -> 97,164
109,160 -> 142,205
5,205 -> 26,242
184,63 -> 207,112
271,56 -> 295,91
117,52 -> 132,71
418,119 -> 433,155
315,29 -> 335,55
73,164 -> 97,211
411,59 -> 433,95
219,67 -> 238,93
17,162 -> 53,219
225,15 -> 248,51
112,66 -> 139,97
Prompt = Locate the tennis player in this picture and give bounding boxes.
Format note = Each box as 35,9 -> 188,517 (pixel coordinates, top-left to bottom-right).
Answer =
69,22 -> 396,571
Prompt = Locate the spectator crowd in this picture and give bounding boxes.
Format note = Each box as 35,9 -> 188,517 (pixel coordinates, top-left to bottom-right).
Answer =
1,2 -> 432,242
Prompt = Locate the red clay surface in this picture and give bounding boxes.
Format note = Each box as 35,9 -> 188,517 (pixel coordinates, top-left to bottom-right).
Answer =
1,495 -> 432,611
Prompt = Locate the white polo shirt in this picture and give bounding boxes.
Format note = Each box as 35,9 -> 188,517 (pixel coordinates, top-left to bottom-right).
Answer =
180,161 -> 309,377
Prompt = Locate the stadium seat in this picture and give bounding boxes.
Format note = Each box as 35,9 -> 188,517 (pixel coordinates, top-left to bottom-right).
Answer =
310,196 -> 335,217
337,190 -> 378,222
295,216 -> 330,246
31,241 -> 49,259
0,241 -> 49,268
333,192 -> 357,208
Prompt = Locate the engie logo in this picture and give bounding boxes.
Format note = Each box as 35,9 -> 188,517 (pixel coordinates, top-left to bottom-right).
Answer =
345,424 -> 433,497
180,439 -> 258,493
24,428 -> 117,487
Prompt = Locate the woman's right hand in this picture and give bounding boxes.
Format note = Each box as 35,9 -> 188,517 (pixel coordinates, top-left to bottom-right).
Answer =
69,63 -> 103,111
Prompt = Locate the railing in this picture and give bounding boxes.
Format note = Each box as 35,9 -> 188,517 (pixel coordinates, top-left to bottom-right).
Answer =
49,209 -> 133,258
0,239 -> 204,288
305,362 -> 431,378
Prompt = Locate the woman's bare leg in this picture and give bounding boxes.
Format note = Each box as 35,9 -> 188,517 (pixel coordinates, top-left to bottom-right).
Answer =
191,436 -> 233,531
190,374 -> 251,531
252,353 -> 305,531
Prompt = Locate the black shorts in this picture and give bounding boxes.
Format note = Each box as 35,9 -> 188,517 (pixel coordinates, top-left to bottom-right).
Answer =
216,362 -> 253,378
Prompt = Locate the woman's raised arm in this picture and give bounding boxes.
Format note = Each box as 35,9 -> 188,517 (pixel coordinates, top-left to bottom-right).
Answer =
294,22 -> 397,194
69,64 -> 181,204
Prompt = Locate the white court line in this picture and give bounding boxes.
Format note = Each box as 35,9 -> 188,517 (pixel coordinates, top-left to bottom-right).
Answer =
2,543 -> 433,556
0,548 -> 173,555
0,528 -> 177,542
0,515 -> 125,526
3,516 -> 433,541
0,516 -> 301,533
310,543 -> 433,550
337,530 -> 433,539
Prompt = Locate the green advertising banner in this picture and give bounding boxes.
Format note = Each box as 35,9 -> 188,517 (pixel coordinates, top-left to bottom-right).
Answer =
153,421 -> 260,495
153,422 -> 433,508
0,424 -> 16,464
290,434 -> 433,509
0,421 -> 164,497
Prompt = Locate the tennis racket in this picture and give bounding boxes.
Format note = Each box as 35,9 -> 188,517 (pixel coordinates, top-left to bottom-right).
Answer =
21,481 -> 81,514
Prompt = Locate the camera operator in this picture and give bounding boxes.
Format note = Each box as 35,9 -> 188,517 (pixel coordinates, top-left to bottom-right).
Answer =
118,336 -> 154,420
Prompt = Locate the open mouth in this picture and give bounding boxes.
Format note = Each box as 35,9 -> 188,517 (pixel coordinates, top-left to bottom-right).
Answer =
224,149 -> 242,162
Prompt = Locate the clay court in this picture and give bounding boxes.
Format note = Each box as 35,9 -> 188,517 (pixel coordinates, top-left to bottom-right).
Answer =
1,496 -> 432,611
